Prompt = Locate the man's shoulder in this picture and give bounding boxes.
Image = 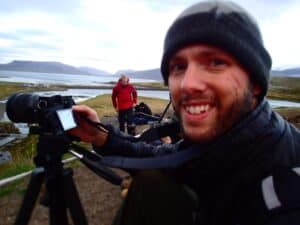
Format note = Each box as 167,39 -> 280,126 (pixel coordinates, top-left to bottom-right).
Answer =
285,122 -> 300,158
281,120 -> 300,148
272,119 -> 300,168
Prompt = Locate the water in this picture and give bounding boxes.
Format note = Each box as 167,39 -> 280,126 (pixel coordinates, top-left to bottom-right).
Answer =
268,99 -> 300,108
33,89 -> 170,102
0,70 -> 156,85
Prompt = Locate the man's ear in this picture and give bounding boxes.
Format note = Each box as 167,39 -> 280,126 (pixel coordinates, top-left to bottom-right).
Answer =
250,82 -> 263,108
252,83 -> 262,97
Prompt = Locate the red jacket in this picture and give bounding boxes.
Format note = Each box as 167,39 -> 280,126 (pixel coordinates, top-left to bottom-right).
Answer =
112,82 -> 137,110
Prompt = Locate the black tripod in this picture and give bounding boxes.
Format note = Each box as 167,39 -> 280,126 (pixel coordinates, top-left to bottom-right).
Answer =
13,99 -> 177,225
15,134 -> 88,225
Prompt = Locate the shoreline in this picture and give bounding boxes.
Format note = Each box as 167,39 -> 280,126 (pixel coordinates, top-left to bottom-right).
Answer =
0,81 -> 168,101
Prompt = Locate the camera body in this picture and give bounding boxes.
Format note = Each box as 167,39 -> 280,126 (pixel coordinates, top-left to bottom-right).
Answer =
6,93 -> 77,135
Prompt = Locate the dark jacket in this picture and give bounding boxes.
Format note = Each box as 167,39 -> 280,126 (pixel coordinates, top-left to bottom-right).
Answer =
112,82 -> 137,110
135,102 -> 152,115
95,100 -> 300,224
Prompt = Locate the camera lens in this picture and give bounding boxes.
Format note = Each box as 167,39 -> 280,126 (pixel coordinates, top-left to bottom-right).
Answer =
6,93 -> 40,123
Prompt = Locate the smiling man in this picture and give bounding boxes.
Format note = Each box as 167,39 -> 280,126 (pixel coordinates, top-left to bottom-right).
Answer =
167,44 -> 261,143
70,1 -> 300,225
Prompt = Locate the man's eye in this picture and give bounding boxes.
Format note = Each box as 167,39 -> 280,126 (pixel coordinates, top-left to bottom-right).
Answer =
210,58 -> 227,67
169,63 -> 186,74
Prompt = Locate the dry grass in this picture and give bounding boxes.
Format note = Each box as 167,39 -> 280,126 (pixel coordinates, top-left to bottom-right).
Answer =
268,76 -> 300,102
0,82 -> 65,100
82,94 -> 169,119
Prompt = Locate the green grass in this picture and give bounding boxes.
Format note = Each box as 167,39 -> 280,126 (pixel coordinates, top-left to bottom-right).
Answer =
267,77 -> 300,102
0,135 -> 38,180
270,76 -> 300,90
0,135 -> 38,197
0,179 -> 26,197
0,81 -> 66,100
0,135 -> 83,197
0,162 -> 34,180
0,82 -> 27,100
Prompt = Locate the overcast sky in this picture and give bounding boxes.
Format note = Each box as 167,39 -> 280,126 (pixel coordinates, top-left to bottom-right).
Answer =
0,0 -> 299,73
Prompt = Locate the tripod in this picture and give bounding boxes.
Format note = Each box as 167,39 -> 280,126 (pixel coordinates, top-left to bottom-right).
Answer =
14,134 -> 88,225
12,100 -> 177,225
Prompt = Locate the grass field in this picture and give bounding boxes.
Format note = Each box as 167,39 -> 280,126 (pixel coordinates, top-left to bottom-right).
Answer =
0,82 -> 29,100
83,94 -> 169,118
268,76 -> 300,102
0,82 -> 65,100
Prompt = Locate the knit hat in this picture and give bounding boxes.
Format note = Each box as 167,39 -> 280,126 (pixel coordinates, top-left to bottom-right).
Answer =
161,0 -> 272,98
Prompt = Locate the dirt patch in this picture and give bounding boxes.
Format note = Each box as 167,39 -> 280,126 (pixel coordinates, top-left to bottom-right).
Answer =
0,166 -> 127,225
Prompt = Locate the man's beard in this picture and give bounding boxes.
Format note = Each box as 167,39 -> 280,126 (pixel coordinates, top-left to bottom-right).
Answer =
174,86 -> 255,144
215,87 -> 254,137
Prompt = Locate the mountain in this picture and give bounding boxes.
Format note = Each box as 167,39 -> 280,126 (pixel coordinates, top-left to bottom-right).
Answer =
115,68 -> 163,81
115,69 -> 136,75
79,67 -> 112,76
2,60 -> 299,81
271,67 -> 300,77
0,60 -> 90,75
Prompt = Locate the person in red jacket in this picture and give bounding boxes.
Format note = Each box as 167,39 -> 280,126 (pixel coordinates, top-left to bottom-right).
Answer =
112,75 -> 137,134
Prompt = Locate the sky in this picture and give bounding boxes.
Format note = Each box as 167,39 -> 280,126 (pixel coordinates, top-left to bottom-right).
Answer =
0,0 -> 299,73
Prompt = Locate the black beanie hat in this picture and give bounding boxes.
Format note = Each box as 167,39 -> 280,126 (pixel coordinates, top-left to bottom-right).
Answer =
161,0 -> 272,98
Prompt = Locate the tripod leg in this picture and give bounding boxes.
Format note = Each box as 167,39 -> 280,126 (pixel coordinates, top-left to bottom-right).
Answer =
14,167 -> 45,225
62,168 -> 88,225
47,172 -> 69,225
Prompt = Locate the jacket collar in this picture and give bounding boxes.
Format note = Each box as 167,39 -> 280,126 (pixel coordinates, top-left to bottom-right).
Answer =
182,99 -> 286,182
207,99 -> 282,150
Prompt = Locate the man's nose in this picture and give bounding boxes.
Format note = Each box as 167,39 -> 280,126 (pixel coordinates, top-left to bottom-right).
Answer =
180,63 -> 207,93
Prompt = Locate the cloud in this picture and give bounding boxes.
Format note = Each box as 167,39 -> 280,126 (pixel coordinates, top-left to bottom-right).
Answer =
0,0 -> 299,72
0,0 -> 81,14
261,2 -> 300,68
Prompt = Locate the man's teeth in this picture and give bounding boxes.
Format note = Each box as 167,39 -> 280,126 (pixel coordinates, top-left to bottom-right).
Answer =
185,105 -> 210,115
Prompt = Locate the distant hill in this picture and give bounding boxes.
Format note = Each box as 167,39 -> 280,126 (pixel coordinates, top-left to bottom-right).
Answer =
0,60 -> 91,75
115,69 -> 136,75
1,60 -> 299,81
271,67 -> 300,77
115,68 -> 163,81
79,67 -> 112,76
0,60 -> 163,81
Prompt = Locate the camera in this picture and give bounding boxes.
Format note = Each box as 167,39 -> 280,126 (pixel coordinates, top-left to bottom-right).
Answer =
6,93 -> 77,135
